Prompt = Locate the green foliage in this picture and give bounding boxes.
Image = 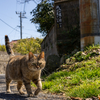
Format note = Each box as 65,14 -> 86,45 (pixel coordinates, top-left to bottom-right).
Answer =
34,44 -> 100,98
63,44 -> 100,64
0,45 -> 6,51
30,0 -> 54,36
41,57 -> 100,98
13,38 -> 43,55
69,81 -> 100,98
84,44 -> 100,51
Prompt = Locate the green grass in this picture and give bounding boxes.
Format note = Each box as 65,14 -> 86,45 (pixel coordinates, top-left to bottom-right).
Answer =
41,57 -> 100,98
31,44 -> 100,98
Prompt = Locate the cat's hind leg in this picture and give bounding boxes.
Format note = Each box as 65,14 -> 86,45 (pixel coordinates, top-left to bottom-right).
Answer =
6,78 -> 11,93
17,81 -> 25,95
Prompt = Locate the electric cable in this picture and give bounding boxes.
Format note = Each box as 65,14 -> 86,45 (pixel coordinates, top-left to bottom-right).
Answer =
0,19 -> 19,32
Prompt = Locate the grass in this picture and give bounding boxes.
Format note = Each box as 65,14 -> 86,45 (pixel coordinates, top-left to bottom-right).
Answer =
31,44 -> 100,99
41,57 -> 100,98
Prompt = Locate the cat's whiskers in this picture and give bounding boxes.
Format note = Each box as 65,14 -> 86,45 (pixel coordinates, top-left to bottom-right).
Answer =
41,70 -> 47,76
43,69 -> 50,75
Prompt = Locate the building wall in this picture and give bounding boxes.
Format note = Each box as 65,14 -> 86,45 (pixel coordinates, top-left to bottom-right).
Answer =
41,0 -> 80,59
55,0 -> 80,55
80,0 -> 100,50
41,26 -> 58,60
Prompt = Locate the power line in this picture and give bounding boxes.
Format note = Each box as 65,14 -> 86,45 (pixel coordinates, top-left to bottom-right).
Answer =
0,19 -> 19,32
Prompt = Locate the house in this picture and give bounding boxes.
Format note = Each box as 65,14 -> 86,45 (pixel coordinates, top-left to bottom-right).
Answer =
10,40 -> 19,48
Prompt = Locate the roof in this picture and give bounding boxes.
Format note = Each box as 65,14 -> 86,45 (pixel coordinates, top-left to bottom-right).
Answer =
10,37 -> 34,43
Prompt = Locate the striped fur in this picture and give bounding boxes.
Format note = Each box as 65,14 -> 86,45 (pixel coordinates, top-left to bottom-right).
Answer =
5,35 -> 46,97
5,35 -> 14,55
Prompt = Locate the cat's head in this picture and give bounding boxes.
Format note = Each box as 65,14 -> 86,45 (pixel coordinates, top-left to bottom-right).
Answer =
27,51 -> 46,71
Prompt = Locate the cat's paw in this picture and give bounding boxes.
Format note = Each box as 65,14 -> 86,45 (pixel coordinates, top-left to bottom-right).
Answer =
19,91 -> 26,95
28,93 -> 34,97
6,90 -> 11,93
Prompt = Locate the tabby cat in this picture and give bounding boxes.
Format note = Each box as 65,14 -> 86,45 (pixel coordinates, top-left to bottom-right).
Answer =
5,35 -> 46,97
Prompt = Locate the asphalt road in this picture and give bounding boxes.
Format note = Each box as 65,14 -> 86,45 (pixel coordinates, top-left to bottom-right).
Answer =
0,74 -> 67,100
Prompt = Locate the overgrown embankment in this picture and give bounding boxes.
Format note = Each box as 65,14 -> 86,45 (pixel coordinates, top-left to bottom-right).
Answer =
40,44 -> 100,99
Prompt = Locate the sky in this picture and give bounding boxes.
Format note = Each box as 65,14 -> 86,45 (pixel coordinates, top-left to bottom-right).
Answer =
0,0 -> 43,45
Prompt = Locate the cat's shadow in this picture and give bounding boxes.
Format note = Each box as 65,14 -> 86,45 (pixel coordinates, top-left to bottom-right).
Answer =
0,83 -> 37,99
0,92 -> 28,99
0,92 -> 38,99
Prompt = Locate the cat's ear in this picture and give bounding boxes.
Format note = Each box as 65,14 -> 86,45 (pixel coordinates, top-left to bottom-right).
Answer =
29,52 -> 34,60
39,51 -> 45,59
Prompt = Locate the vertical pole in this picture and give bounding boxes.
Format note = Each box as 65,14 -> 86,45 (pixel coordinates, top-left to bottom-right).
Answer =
20,12 -> 22,39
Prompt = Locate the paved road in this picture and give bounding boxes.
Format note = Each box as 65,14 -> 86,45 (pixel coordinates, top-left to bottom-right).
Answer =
0,74 -> 67,100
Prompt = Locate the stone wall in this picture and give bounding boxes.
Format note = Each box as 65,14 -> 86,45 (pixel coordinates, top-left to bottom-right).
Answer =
0,51 -> 9,74
0,51 -> 20,74
41,25 -> 59,60
41,0 -> 80,59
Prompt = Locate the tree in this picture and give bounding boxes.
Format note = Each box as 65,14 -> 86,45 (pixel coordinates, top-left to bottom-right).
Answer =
30,0 -> 54,36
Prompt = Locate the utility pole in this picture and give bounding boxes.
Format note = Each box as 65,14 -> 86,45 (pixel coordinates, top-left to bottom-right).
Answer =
20,12 -> 22,39
16,0 -> 39,39
16,12 -> 26,39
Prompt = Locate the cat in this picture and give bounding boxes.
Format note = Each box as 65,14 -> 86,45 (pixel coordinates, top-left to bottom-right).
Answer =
5,35 -> 46,97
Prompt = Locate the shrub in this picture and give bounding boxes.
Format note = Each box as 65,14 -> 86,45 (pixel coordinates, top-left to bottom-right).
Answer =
0,45 -> 6,51
13,38 -> 43,54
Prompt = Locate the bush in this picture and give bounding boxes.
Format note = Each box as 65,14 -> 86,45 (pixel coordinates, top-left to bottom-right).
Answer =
13,38 -> 43,55
0,45 -> 6,51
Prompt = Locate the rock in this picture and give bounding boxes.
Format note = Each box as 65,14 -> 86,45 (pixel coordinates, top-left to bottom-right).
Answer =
65,57 -> 75,65
65,58 -> 70,64
93,50 -> 96,53
97,49 -> 100,55
81,52 -> 86,56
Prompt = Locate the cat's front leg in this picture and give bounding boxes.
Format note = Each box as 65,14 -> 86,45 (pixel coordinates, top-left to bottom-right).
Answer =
23,79 -> 33,97
33,79 -> 42,96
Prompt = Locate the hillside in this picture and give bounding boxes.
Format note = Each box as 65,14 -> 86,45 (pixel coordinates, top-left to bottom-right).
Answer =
39,44 -> 100,99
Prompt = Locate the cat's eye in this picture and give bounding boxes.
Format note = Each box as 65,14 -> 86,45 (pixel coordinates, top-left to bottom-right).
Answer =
39,63 -> 42,66
32,63 -> 36,66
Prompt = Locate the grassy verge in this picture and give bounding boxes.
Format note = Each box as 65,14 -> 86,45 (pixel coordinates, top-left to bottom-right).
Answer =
31,44 -> 100,99
41,57 -> 100,98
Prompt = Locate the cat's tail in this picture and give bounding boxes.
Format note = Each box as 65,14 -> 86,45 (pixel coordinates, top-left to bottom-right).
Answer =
5,35 -> 14,56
